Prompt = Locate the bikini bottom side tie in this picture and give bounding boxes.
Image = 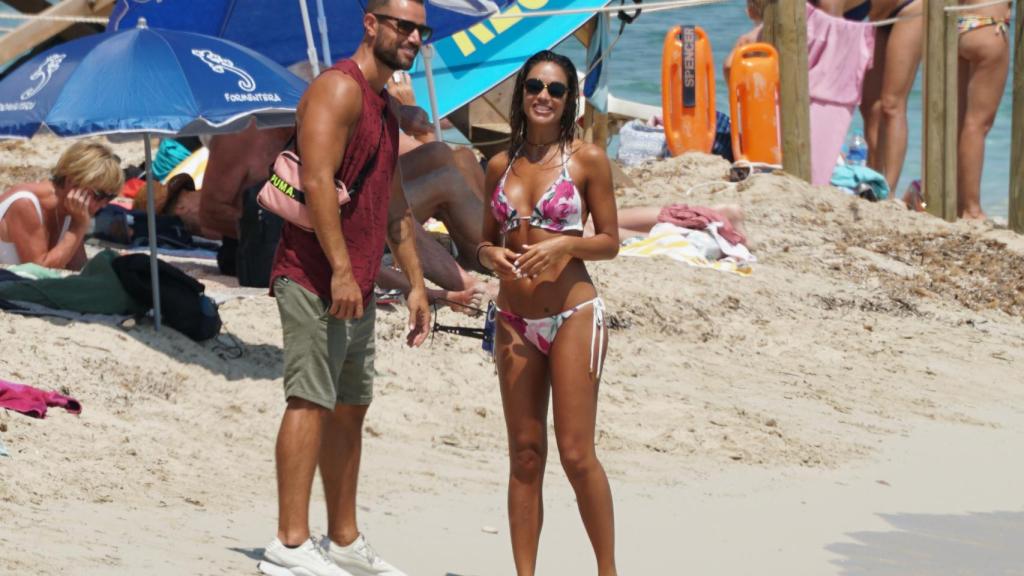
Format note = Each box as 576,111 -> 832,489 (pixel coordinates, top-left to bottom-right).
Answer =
496,297 -> 606,380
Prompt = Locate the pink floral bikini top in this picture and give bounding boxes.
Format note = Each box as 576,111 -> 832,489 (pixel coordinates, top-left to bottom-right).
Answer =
491,148 -> 584,235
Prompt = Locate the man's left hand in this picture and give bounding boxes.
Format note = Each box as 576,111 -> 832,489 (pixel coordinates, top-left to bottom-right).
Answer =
405,287 -> 431,347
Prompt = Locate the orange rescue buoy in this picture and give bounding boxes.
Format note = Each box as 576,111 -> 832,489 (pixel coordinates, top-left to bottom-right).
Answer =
727,42 -> 782,165
661,25 -> 716,156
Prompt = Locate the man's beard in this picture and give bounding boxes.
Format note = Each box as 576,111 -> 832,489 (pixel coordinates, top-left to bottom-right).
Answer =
374,39 -> 417,71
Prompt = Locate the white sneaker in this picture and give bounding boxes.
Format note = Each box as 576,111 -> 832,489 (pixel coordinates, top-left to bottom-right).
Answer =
262,537 -> 354,576
322,534 -> 407,576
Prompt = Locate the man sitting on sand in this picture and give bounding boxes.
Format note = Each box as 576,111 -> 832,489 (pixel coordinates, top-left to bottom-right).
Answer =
197,94 -> 492,312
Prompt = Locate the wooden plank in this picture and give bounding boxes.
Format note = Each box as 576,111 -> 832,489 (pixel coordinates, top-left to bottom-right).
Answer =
922,0 -> 953,220
1011,0 -> 1024,233
3,0 -> 101,40
0,0 -> 116,64
763,0 -> 811,180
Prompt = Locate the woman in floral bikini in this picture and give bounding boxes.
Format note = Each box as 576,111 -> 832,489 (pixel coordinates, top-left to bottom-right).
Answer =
477,50 -> 620,576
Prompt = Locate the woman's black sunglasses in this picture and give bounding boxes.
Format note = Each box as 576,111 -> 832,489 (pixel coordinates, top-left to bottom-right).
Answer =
524,78 -> 568,99
372,13 -> 433,41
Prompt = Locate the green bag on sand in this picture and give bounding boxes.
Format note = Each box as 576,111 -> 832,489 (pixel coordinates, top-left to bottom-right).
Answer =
0,249 -> 146,315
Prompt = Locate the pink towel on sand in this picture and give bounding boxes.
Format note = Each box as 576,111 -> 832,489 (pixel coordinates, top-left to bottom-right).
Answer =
657,204 -> 747,246
0,379 -> 81,419
806,4 -> 875,185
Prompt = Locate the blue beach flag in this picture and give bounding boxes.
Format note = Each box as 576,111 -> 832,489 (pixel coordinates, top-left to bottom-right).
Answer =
108,0 -> 515,68
408,0 -> 613,121
583,12 -> 610,113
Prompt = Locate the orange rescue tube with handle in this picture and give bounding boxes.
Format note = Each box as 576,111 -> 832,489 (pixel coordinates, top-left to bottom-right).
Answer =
727,42 -> 782,165
661,25 -> 715,156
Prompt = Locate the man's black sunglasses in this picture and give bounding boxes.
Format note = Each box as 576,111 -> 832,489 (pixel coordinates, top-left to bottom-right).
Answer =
524,78 -> 568,99
372,13 -> 433,41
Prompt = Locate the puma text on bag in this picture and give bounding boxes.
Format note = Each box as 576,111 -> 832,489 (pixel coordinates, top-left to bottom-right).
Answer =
255,150 -> 352,232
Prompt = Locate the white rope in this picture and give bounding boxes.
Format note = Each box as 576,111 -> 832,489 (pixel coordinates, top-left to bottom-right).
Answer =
944,0 -> 1012,12
869,14 -> 916,26
489,0 -> 727,20
0,12 -> 108,25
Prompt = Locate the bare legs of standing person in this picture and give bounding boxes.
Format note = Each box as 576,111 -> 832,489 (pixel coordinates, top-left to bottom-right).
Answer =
495,308 -> 616,576
275,402 -> 368,548
860,26 -> 888,171
957,25 -> 1010,220
873,0 -> 924,193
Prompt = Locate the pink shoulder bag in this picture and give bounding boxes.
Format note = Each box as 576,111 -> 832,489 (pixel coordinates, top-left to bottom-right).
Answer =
256,119 -> 385,232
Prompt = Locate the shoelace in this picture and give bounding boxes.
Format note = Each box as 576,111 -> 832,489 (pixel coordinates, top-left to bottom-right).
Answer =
314,537 -> 340,566
319,535 -> 381,566
359,537 -> 381,566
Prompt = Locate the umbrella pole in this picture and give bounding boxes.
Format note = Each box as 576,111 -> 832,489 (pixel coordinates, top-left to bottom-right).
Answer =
143,133 -> 162,331
314,0 -> 332,67
298,0 -> 321,76
422,45 -> 444,142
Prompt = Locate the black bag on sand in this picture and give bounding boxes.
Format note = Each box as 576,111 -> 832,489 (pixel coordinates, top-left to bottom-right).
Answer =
237,182 -> 283,288
112,254 -> 222,341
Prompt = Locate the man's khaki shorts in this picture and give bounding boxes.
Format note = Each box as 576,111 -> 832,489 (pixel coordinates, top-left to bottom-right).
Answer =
274,276 -> 376,408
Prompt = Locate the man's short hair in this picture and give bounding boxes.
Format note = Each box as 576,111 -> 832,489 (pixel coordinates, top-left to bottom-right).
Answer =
366,0 -> 424,13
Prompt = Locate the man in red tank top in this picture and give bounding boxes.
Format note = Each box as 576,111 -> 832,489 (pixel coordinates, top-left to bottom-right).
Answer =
260,2 -> 430,575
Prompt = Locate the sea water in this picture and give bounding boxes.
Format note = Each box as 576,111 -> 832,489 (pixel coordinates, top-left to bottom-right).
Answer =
557,2 -> 1016,218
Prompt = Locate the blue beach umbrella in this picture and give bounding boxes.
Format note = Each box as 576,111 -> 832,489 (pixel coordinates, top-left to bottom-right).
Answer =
108,0 -> 516,69
108,0 -> 515,138
0,20 -> 307,331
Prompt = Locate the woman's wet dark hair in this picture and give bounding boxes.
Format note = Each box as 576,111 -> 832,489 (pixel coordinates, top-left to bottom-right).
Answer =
508,50 -> 579,159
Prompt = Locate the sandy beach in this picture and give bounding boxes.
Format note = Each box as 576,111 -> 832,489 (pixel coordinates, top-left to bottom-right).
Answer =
1,138 -> 1023,575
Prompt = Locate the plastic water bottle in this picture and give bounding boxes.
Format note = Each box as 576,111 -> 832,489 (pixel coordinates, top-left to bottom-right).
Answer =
847,132 -> 868,166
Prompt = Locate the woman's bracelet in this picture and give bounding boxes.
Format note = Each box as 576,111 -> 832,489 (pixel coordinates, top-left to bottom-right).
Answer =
475,242 -> 495,269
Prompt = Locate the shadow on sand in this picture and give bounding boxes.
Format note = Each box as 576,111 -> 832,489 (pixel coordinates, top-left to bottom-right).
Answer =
827,510 -> 1024,575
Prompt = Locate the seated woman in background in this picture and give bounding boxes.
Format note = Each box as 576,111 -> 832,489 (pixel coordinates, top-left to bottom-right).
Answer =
0,140 -> 122,269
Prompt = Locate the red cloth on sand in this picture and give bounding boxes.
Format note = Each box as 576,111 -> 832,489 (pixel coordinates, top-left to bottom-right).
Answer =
656,204 -> 746,246
0,379 -> 82,419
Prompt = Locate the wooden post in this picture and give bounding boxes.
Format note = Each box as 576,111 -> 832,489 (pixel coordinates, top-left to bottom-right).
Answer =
583,102 -> 609,147
922,0 -> 958,221
1011,0 -> 1024,233
943,0 -> 959,221
763,0 -> 811,181
575,17 -> 609,148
